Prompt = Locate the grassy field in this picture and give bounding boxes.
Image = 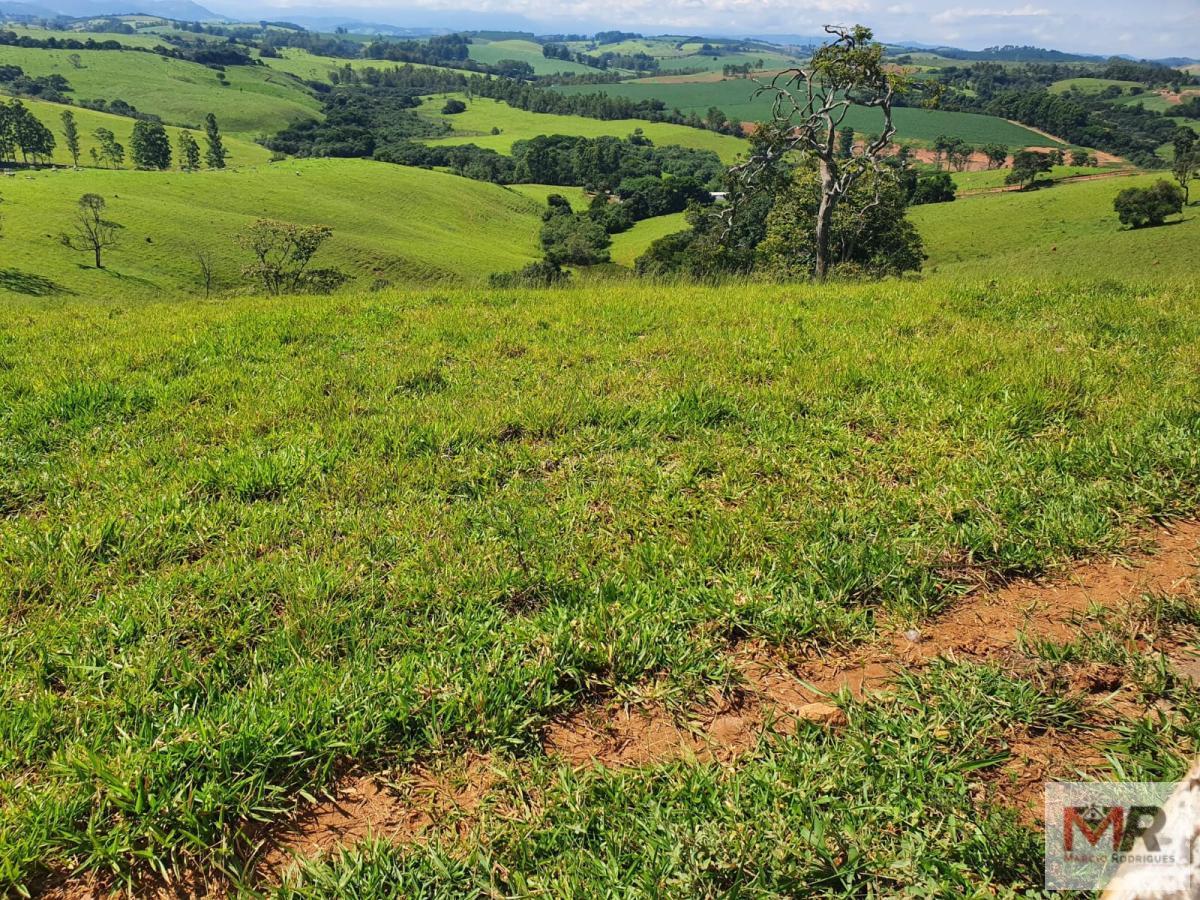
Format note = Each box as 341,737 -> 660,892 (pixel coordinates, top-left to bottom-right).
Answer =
553,79 -> 1057,146
0,46 -> 319,136
258,48 -> 435,83
11,95 -> 273,168
0,24 -> 170,49
949,163 -> 1118,191
1049,77 -> 1143,95
418,94 -> 747,162
912,173 -> 1196,280
609,211 -> 688,265
467,39 -> 596,75
2,277 -> 1199,894
0,160 -> 553,298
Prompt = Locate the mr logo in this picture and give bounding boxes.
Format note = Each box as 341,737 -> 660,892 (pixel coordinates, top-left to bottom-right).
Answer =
1063,804 -> 1167,854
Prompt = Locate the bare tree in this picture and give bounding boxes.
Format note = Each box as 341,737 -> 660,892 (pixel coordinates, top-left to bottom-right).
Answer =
736,25 -> 901,280
60,193 -> 122,269
196,249 -> 215,297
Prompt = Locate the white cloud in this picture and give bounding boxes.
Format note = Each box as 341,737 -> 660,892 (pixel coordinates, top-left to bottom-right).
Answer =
930,4 -> 1050,24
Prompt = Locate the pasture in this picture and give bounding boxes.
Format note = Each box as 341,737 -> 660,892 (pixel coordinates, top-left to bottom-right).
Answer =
418,94 -> 747,162
0,160 -> 552,299
13,95 -> 274,168
0,46 -> 319,136
911,172 -> 1197,280
553,79 -> 1059,146
467,39 -> 596,75
2,276 -> 1199,894
608,211 -> 688,265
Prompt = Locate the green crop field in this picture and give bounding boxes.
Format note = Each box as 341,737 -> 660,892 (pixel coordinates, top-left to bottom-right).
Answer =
3,275 -> 1200,895
11,95 -> 273,168
468,39 -> 597,75
418,94 -> 747,162
911,173 -> 1196,280
0,46 -> 319,136
0,159 -> 554,299
552,79 -> 1059,147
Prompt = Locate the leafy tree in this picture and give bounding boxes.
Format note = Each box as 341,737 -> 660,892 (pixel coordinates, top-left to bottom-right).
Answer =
1172,129 -> 1197,205
130,121 -> 171,169
910,172 -> 956,205
177,130 -> 201,171
204,113 -> 227,169
489,259 -> 569,287
441,98 -> 467,114
1114,180 -> 1185,228
92,127 -> 124,168
741,25 -> 902,279
1069,148 -> 1092,167
539,208 -> 611,266
60,193 -> 121,268
236,219 -> 346,294
60,109 -> 80,167
0,99 -> 55,164
757,164 -> 924,278
981,142 -> 1008,169
1005,150 -> 1053,189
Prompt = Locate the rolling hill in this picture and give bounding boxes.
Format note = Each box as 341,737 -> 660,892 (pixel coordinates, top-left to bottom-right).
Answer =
0,159 -> 554,299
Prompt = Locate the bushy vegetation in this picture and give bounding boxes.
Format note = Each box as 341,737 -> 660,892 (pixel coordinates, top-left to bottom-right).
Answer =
1114,179 -> 1185,228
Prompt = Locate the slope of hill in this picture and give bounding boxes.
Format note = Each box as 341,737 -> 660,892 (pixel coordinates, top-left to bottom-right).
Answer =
468,38 -> 596,75
911,173 -> 1196,280
13,95 -> 273,167
0,46 -> 319,136
418,94 -> 746,162
0,159 -> 552,299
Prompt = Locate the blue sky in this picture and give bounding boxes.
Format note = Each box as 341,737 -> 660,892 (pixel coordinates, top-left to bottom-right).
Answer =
239,0 -> 1199,58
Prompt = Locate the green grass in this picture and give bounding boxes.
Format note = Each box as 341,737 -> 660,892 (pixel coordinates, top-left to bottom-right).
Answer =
0,24 -> 171,49
2,276 -> 1200,893
259,49 -> 437,83
13,95 -> 273,168
912,173 -> 1197,279
0,159 -> 554,298
552,79 -> 1058,147
949,163 -> 1117,191
0,46 -> 319,137
655,50 -> 799,73
1049,77 -> 1143,95
609,211 -> 688,265
467,39 -> 597,75
418,94 -> 747,162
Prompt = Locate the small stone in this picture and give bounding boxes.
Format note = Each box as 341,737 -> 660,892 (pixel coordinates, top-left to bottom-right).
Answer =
903,628 -> 922,643
795,702 -> 848,727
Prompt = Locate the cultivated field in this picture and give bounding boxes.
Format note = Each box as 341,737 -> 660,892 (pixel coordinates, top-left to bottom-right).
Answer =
418,94 -> 747,161
3,277 -> 1199,895
553,79 -> 1059,146
467,39 -> 596,75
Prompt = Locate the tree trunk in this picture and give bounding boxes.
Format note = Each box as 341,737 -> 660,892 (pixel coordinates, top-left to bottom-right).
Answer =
94,246 -> 102,268
814,158 -> 836,281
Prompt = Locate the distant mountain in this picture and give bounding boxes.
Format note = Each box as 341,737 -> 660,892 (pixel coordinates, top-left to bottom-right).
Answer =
278,16 -> 447,36
0,0 -> 226,19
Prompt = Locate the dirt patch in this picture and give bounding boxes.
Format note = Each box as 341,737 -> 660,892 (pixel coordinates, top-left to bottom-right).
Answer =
543,521 -> 1200,770
37,869 -> 227,900
253,754 -> 496,884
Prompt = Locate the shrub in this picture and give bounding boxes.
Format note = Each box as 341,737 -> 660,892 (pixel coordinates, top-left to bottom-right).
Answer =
489,260 -> 570,287
1113,180 -> 1185,228
441,98 -> 467,114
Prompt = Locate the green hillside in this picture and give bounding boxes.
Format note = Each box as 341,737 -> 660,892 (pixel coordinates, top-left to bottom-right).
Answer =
609,211 -> 689,265
0,46 -> 319,136
554,79 -> 1061,146
911,173 -> 1196,280
418,94 -> 746,161
260,48 -> 436,83
13,95 -> 273,167
468,38 -> 596,75
0,160 -> 551,299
